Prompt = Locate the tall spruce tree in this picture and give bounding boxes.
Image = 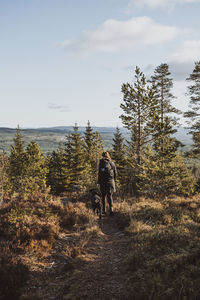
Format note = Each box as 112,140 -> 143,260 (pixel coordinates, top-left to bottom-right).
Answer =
112,127 -> 126,187
8,127 -> 26,194
83,122 -> 104,187
65,123 -> 86,191
150,64 -> 180,123
120,66 -> 155,195
84,121 -> 93,160
47,144 -> 68,194
83,121 -> 95,186
92,131 -> 104,183
64,133 -> 73,188
184,61 -> 200,156
0,150 -> 8,203
120,66 -> 155,165
24,141 -> 47,195
146,63 -> 195,196
149,63 -> 181,159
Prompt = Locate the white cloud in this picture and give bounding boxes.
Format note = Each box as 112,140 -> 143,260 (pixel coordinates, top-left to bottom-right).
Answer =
170,40 -> 200,63
129,0 -> 200,9
168,40 -> 200,80
48,103 -> 70,112
58,17 -> 180,53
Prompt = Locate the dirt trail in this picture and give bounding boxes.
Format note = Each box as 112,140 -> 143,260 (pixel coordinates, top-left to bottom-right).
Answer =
63,214 -> 131,300
22,213 -> 131,300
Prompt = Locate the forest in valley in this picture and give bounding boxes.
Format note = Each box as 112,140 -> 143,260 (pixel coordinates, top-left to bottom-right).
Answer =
1,61 -> 200,300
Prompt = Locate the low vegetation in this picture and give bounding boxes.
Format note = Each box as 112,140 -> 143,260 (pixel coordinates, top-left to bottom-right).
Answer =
118,196 -> 200,299
0,194 -> 98,300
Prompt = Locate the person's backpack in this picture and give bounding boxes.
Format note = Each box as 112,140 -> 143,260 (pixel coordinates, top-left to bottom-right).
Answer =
100,159 -> 114,181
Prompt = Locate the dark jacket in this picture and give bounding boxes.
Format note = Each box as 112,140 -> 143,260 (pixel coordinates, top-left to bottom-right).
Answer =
98,158 -> 117,193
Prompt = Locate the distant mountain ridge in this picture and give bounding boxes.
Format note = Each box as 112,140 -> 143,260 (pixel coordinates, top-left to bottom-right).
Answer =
0,126 -> 127,133
24,126 -> 129,134
0,126 -> 192,153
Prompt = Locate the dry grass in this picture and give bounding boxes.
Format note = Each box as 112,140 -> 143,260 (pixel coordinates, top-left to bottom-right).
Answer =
3,192 -> 200,299
121,195 -> 200,299
0,194 -> 99,300
0,244 -> 29,300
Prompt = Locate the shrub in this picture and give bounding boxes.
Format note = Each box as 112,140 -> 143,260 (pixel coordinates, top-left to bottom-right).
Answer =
0,246 -> 29,300
124,196 -> 200,299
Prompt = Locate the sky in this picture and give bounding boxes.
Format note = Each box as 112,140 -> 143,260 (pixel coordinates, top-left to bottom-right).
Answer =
0,0 -> 200,128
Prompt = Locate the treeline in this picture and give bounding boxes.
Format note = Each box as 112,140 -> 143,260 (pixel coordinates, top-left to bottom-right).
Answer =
0,61 -> 200,199
0,122 -> 104,198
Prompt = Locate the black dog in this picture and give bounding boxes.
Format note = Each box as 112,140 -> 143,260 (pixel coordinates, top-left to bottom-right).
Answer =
89,189 -> 102,219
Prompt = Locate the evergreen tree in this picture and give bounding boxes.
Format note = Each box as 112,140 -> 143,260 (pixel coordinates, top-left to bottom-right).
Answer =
83,121 -> 96,187
47,144 -> 68,194
83,122 -> 104,187
24,141 -> 47,195
92,131 -> 104,182
120,66 -> 155,196
65,123 -> 86,191
120,66 -> 155,165
112,127 -> 125,163
147,63 -> 189,195
0,150 -> 8,203
150,63 -> 180,124
84,120 -> 94,160
112,127 -> 126,188
138,146 -> 194,197
64,133 -> 73,179
136,145 -> 159,197
125,125 -> 138,163
8,127 -> 26,194
149,63 -> 181,159
184,61 -> 200,156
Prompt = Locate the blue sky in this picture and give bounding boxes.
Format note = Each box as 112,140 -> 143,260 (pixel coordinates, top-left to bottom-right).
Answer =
0,0 -> 200,128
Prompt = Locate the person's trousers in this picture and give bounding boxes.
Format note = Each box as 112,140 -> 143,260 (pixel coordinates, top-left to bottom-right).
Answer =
101,191 -> 113,212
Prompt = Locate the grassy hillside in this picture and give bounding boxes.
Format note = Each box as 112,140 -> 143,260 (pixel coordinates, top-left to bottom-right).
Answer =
114,196 -> 200,299
0,193 -> 100,300
1,193 -> 200,299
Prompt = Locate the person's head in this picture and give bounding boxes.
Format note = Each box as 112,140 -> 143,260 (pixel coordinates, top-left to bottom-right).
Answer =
102,151 -> 111,159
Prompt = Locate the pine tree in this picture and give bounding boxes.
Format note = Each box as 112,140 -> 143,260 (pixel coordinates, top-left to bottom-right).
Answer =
147,63 -> 189,195
92,131 -> 104,182
120,66 -> 155,165
83,121 -> 96,187
65,123 -> 86,191
184,61 -> 200,156
83,122 -> 104,187
0,151 -> 8,203
47,144 -> 68,194
120,66 -> 156,196
136,145 -> 160,197
112,127 -> 125,163
112,127 -> 126,188
84,120 -> 94,160
137,146 -> 194,197
149,63 -> 181,159
8,127 -> 26,194
24,141 -> 47,195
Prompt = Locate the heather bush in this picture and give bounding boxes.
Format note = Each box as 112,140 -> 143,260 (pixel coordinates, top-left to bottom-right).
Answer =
0,245 -> 29,300
59,201 -> 96,230
0,194 -> 99,299
125,196 -> 200,299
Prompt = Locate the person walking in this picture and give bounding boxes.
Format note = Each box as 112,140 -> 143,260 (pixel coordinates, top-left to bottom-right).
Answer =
97,151 -> 117,215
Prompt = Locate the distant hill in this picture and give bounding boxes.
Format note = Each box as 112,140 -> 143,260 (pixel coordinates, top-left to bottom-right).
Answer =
0,126 -> 192,154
